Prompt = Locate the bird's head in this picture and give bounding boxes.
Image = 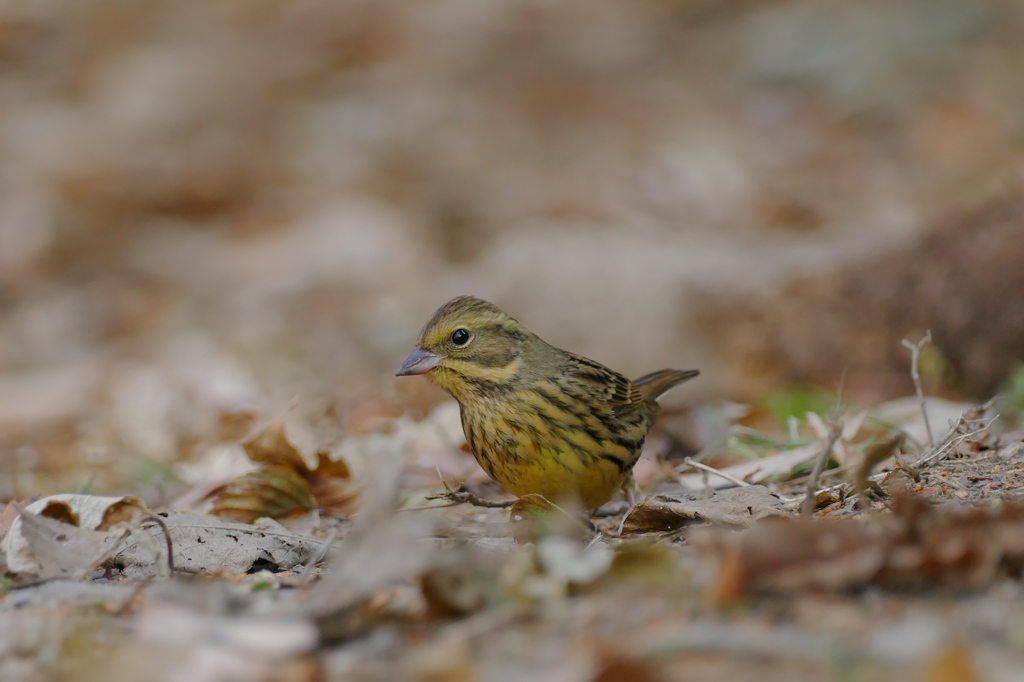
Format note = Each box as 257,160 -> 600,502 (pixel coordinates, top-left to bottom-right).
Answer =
396,296 -> 537,397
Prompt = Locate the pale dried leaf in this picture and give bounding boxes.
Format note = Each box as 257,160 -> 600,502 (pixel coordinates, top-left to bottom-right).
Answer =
242,413 -> 307,468
691,516 -> 891,595
221,414 -> 358,520
806,411 -> 830,440
113,511 -> 323,577
302,438 -> 438,623
675,443 -> 823,490
842,411 -> 868,440
209,464 -> 318,523
1,580 -> 138,611
623,486 -> 786,534
2,494 -> 147,577
873,397 -> 974,447
537,536 -> 613,585
693,500 -> 1024,595
0,502 -> 21,534
4,510 -> 123,579
136,603 -> 317,657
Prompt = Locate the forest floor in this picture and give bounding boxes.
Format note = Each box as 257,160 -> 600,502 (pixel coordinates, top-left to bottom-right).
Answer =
3,385 -> 1023,682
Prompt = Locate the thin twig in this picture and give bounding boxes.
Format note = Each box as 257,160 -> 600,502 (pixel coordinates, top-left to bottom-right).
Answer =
680,457 -> 751,488
914,415 -> 997,468
142,512 -> 175,576
783,414 -> 995,512
901,331 -> 934,447
801,423 -> 842,517
425,488 -> 515,508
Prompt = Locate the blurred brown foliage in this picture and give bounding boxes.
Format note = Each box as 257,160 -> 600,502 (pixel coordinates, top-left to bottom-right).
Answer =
2,0 -> 1024,492
694,195 -> 1024,399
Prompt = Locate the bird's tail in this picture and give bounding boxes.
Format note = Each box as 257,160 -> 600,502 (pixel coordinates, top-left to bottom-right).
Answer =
633,368 -> 699,402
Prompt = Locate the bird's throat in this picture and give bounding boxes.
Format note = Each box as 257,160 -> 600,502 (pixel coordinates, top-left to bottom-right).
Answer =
430,356 -> 523,398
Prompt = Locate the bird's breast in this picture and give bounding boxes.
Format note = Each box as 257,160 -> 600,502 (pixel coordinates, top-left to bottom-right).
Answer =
456,387 -> 649,508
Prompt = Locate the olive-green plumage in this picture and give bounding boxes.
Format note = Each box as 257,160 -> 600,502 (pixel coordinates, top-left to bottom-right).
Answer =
396,296 -> 698,509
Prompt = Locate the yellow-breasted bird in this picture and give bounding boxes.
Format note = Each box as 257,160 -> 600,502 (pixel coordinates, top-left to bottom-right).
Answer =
396,296 -> 698,509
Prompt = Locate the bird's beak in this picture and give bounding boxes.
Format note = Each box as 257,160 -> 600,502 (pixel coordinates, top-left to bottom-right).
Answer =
396,346 -> 443,376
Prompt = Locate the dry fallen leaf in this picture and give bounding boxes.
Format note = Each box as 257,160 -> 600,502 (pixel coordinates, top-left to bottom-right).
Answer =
878,500 -> 1024,589
693,515 -> 891,596
209,464 -> 318,523
241,413 -> 308,468
112,510 -> 324,577
0,501 -> 23,535
622,485 -> 786,535
403,631 -> 477,682
2,494 -> 150,578
133,601 -> 319,681
301,440 -> 439,642
419,539 -> 516,618
694,497 -> 1024,597
209,413 -> 359,523
536,535 -> 613,585
6,510 -> 123,580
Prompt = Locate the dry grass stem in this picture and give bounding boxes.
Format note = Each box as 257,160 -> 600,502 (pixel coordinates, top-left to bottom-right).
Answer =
800,423 -> 842,517
913,411 -> 997,469
680,457 -> 751,488
141,512 -> 175,576
901,331 -> 935,447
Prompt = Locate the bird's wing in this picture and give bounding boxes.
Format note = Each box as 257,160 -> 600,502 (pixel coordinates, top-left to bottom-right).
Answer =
563,353 -> 644,417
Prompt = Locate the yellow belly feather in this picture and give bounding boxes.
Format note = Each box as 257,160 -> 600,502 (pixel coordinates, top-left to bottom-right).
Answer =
462,392 -> 636,509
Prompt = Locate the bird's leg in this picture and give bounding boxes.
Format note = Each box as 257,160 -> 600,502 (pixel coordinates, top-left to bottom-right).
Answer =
614,473 -> 638,536
620,472 -> 637,508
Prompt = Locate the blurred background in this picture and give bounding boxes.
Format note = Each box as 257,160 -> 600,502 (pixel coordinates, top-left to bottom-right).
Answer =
2,0 -> 1023,498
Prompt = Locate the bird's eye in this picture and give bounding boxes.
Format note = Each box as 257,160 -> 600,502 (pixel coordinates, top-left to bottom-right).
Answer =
450,328 -> 471,346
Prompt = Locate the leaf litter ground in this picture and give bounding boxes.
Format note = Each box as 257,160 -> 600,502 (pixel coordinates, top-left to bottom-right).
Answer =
2,403 -> 1024,682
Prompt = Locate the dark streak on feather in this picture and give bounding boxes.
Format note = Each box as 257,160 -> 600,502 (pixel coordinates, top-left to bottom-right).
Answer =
597,452 -> 631,474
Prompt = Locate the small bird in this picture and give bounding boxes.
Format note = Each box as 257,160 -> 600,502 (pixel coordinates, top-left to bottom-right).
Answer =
396,296 -> 698,509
